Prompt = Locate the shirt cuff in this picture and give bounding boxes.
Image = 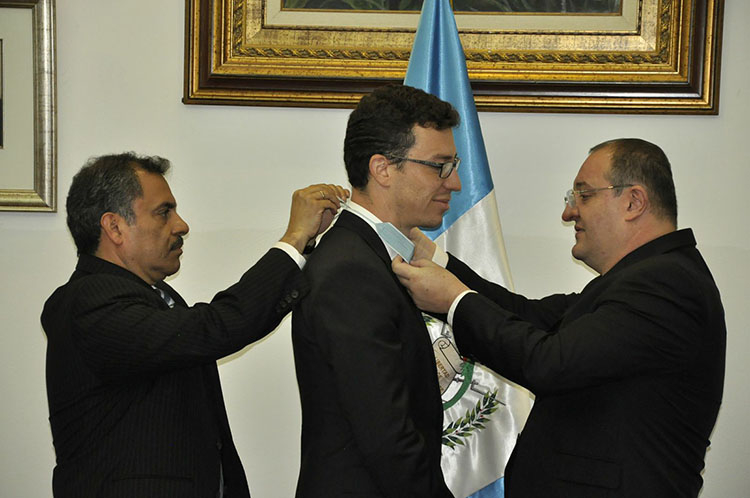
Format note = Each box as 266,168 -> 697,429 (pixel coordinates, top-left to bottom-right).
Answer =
432,244 -> 449,268
447,290 -> 477,326
273,241 -> 306,270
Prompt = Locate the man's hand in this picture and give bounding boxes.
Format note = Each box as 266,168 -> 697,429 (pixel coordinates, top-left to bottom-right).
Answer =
408,227 -> 437,261
392,256 -> 469,314
281,184 -> 350,254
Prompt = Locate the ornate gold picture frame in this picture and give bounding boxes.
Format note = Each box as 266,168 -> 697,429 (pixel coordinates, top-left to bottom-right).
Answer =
184,0 -> 723,114
0,0 -> 56,212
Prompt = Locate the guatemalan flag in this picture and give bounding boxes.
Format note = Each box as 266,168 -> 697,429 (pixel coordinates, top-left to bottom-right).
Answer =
404,1 -> 532,497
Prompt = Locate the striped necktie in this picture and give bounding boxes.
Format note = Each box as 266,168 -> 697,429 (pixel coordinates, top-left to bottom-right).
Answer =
152,286 -> 175,308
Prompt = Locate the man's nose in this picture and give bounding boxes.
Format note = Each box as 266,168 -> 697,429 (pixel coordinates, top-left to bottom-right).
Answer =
562,203 -> 577,222
444,169 -> 462,192
174,212 -> 189,235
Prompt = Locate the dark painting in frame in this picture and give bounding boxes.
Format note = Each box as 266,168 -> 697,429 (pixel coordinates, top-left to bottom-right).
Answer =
184,0 -> 723,114
282,0 -> 621,13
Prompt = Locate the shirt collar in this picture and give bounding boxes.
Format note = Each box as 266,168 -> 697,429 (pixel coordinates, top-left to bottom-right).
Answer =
342,200 -> 399,261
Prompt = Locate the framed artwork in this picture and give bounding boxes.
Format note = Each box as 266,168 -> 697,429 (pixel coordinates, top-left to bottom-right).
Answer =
0,0 -> 56,212
281,1 -> 621,12
184,0 -> 723,114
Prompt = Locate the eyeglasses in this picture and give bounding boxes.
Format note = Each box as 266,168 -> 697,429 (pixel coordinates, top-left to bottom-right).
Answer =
390,154 -> 460,179
564,184 -> 633,208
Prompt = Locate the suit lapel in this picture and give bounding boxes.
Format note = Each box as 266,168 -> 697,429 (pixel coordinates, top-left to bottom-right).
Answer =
332,210 -> 392,266
331,210 -> 419,308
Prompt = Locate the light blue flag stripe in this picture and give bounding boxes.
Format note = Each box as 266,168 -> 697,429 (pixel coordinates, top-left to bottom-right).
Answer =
469,477 -> 504,498
404,0 -> 494,240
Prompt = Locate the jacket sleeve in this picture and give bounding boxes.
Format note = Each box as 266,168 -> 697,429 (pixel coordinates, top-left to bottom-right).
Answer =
70,248 -> 307,380
452,256 -> 709,395
447,253 -> 574,330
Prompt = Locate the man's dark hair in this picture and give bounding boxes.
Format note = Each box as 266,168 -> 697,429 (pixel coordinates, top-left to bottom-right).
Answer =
344,84 -> 459,189
591,138 -> 678,226
66,152 -> 171,255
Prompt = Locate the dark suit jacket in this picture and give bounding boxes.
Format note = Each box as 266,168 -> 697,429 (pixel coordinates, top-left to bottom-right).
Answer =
42,249 -> 307,498
447,229 -> 726,498
291,211 -> 453,498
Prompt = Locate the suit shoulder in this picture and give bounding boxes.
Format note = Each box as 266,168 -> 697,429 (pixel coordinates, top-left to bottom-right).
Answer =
46,272 -> 154,316
603,249 -> 723,330
620,248 -> 715,290
306,228 -> 383,274
42,272 -> 143,338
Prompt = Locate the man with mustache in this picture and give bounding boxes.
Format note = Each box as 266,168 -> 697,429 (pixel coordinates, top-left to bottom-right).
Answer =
42,152 -> 347,498
393,138 -> 726,497
291,85 -> 459,497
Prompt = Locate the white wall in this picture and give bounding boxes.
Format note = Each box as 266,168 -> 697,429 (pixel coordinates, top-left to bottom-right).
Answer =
1,1 -> 747,496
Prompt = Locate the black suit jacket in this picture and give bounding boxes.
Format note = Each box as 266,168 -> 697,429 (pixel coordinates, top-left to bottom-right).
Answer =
291,211 -> 453,498
42,249 -> 307,498
447,229 -> 726,497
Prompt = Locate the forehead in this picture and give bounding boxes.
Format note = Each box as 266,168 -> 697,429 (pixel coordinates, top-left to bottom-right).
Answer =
574,147 -> 612,188
408,125 -> 456,157
134,170 -> 175,208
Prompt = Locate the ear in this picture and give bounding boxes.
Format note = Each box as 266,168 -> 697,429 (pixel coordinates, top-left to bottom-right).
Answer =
99,212 -> 127,246
623,185 -> 648,221
368,154 -> 394,188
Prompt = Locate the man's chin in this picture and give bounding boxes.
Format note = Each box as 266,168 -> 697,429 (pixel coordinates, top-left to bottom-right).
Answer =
571,244 -> 584,261
418,217 -> 446,230
163,262 -> 181,279
418,224 -> 441,232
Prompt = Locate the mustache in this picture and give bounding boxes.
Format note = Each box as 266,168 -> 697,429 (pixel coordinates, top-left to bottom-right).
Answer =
170,236 -> 184,251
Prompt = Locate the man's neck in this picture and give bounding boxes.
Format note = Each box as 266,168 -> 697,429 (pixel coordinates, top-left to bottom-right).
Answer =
94,245 -> 157,285
351,189 -> 408,234
351,189 -> 381,216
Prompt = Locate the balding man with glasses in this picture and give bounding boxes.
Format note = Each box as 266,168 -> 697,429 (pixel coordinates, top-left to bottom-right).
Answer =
393,138 -> 726,498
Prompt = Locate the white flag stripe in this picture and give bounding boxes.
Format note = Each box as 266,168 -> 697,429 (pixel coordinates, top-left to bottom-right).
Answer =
435,191 -> 515,290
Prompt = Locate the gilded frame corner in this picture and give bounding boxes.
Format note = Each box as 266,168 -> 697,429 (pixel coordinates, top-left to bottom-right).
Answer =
184,0 -> 723,114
